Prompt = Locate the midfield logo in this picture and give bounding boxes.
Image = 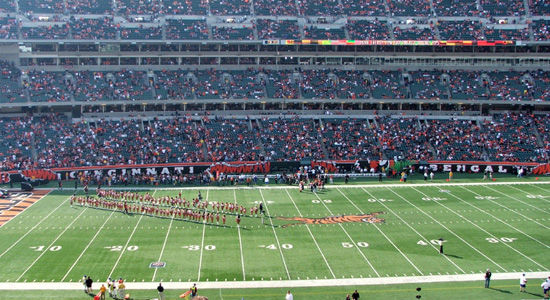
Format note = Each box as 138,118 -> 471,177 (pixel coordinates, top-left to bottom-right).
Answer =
278,212 -> 386,227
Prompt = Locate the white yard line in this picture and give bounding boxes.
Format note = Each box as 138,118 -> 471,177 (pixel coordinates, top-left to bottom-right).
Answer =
152,209 -> 176,282
527,183 -> 550,198
259,189 -> 291,280
284,189 -> 336,279
339,188 -> 423,275
386,187 -> 508,272
499,184 -> 550,206
197,190 -> 208,282
312,190 -> 380,277
0,191 -> 62,259
358,187 -> 465,274
108,190 -> 157,279
16,204 -> 89,282
411,186 -> 548,271
234,189 -> 246,281
61,209 -> 117,282
450,186 -> 550,248
481,185 -> 550,219
108,213 -> 145,279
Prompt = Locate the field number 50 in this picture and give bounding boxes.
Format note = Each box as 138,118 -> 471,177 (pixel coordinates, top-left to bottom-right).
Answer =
342,242 -> 369,248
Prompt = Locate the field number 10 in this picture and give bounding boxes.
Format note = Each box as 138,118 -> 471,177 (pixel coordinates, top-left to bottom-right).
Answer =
30,246 -> 62,251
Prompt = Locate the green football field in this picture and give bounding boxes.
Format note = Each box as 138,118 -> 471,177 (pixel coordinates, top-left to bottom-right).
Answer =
0,179 -> 549,299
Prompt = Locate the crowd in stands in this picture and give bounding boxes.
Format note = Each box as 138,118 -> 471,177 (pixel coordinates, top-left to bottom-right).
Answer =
2,66 -> 550,103
346,20 -> 390,40
211,26 -> 255,40
165,19 -> 209,40
341,0 -> 387,16
256,19 -> 301,40
1,112 -> 547,171
6,0 -> 550,17
388,0 -> 431,16
433,0 -> 479,17
254,0 -> 298,16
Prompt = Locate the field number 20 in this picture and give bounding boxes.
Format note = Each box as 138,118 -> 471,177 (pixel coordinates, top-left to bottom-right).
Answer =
486,237 -> 517,243
342,242 -> 369,248
105,246 -> 139,251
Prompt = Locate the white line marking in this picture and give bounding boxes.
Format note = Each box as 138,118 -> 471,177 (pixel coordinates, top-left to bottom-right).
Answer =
312,190 -> 380,277
344,188 -> 425,275
16,204 -> 89,282
259,189 -> 291,280
480,185 -> 550,221
413,186 -> 548,270
284,189 -> 335,278
452,186 -> 550,248
234,190 -> 246,281
387,187 -> 508,272
197,190 -> 207,282
152,206 -> 176,282
0,191 -> 61,259
109,190 -> 158,279
61,209 -> 117,282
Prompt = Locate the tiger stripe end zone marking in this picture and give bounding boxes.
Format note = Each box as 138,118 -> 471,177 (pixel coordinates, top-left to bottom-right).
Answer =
0,190 -> 51,227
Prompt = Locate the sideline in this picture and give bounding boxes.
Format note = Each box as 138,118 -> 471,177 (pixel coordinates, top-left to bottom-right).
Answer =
29,180 -> 550,192
0,271 -> 548,290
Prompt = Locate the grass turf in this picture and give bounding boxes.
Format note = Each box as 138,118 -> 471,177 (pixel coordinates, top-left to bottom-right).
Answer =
0,174 -> 549,299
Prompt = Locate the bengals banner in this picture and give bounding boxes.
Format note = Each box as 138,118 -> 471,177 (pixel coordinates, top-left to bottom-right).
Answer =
532,163 -> 550,175
2,160 -> 545,183
418,161 -> 539,174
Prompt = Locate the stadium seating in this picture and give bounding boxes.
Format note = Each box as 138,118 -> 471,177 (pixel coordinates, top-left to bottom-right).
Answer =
341,0 -> 387,16
0,18 -> 18,39
254,0 -> 298,16
304,25 -> 346,39
166,18 -> 209,40
71,17 -> 117,40
433,0 -> 479,17
211,26 -> 254,40
347,19 -> 390,40
298,0 -> 342,16
437,20 -> 484,40
388,0 -> 431,16
164,0 -> 209,15
209,0 -> 251,15
256,19 -> 301,40
2,111 -> 550,170
392,25 -> 435,40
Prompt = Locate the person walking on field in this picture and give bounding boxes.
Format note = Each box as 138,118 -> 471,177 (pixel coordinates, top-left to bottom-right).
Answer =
542,278 -> 550,300
99,284 -> 106,300
85,276 -> 93,294
519,273 -> 527,292
157,283 -> 165,300
352,289 -> 360,300
484,269 -> 492,288
118,280 -> 126,299
285,290 -> 293,300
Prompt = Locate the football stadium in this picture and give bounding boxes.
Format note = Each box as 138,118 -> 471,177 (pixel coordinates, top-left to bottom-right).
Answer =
0,0 -> 550,299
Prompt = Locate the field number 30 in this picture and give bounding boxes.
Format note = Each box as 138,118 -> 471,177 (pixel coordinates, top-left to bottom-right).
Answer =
486,237 -> 517,243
